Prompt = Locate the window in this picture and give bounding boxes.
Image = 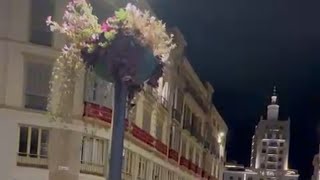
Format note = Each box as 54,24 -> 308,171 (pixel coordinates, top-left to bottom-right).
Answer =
183,105 -> 191,128
170,124 -> 181,151
137,156 -> 148,179
195,151 -> 199,166
247,177 -> 253,180
189,146 -> 194,162
229,176 -> 234,180
24,61 -> 52,110
262,149 -> 266,153
142,109 -> 152,132
279,150 -> 283,154
152,163 -> 162,180
238,177 -> 242,180
267,133 -> 272,139
155,120 -> 163,141
280,142 -> 284,147
180,138 -> 187,157
122,148 -> 134,175
262,141 -> 267,146
279,157 -> 282,162
18,126 -> 49,158
278,165 -> 282,169
85,70 -> 113,107
30,0 -> 54,46
80,136 -> 106,166
168,170 -> 175,180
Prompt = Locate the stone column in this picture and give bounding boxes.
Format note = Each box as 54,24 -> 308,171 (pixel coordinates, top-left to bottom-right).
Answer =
48,128 -> 82,180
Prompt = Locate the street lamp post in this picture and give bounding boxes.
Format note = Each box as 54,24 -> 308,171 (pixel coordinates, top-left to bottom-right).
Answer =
108,77 -> 127,180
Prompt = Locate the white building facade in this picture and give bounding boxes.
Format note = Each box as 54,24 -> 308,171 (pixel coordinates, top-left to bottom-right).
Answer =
0,0 -> 227,180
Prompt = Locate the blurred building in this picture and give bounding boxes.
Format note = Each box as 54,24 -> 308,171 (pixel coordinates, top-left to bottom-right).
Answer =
223,162 -> 258,180
0,0 -> 227,180
312,152 -> 320,180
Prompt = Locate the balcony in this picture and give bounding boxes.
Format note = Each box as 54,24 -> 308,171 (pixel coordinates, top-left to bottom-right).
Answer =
202,170 -> 208,178
131,124 -> 155,148
196,166 -> 202,175
17,154 -> 48,168
189,162 -> 197,173
168,149 -> 179,162
267,150 -> 277,155
179,156 -> 190,168
269,142 -> 278,147
155,139 -> 168,155
267,157 -> 278,163
84,102 -> 112,123
80,162 -> 104,176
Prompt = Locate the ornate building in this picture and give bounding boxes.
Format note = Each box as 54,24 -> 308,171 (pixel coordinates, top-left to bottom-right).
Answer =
0,0 -> 227,180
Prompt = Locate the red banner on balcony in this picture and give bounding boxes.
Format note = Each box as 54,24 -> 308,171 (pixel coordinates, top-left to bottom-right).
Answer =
168,149 -> 179,162
179,156 -> 189,168
202,170 -> 208,178
84,102 -> 112,123
131,124 -> 155,147
155,139 -> 168,155
189,162 -> 197,173
196,167 -> 202,175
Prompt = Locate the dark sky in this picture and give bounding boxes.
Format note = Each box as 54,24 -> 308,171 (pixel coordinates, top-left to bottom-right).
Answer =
149,0 -> 320,179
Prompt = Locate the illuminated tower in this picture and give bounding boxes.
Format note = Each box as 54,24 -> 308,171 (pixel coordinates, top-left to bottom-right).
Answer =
249,87 -> 298,179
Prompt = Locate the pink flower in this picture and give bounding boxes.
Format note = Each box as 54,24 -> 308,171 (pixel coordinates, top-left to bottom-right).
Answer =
46,16 -> 52,25
101,22 -> 111,32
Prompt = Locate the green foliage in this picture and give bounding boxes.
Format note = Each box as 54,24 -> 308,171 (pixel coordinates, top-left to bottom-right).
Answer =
115,8 -> 128,22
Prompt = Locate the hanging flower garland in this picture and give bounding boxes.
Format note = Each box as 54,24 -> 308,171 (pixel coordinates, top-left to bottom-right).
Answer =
46,0 -> 175,121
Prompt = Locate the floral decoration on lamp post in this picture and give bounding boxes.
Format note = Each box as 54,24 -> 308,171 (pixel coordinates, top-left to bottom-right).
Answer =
46,0 -> 175,179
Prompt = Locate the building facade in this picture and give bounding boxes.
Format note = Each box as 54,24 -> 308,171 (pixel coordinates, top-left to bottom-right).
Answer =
0,0 -> 227,180
223,163 -> 258,180
249,89 -> 299,180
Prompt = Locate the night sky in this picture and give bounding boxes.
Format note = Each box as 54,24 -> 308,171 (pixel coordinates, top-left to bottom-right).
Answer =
149,0 -> 320,179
